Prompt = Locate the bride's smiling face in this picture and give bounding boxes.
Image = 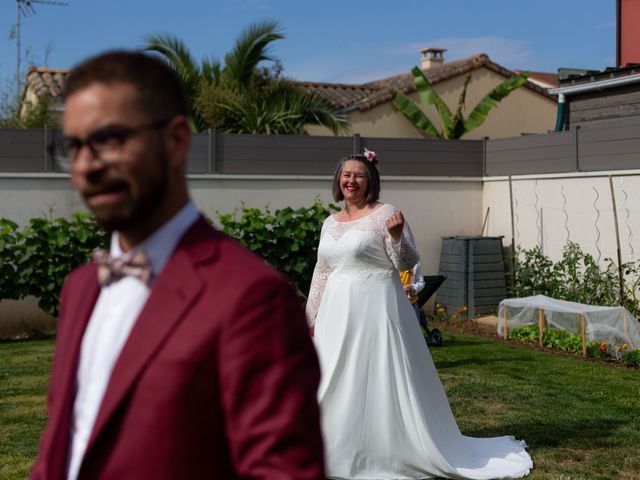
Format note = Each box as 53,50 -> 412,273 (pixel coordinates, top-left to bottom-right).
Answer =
340,160 -> 369,204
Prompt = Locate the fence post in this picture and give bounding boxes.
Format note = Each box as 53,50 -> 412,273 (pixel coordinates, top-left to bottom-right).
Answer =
609,175 -> 624,304
573,126 -> 580,172
43,125 -> 49,172
482,136 -> 488,176
208,129 -> 218,173
352,133 -> 361,154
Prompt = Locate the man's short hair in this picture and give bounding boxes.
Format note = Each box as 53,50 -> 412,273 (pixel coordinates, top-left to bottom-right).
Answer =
63,50 -> 188,121
332,153 -> 381,203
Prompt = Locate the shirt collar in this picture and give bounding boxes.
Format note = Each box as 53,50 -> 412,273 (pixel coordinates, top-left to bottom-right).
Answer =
110,201 -> 200,276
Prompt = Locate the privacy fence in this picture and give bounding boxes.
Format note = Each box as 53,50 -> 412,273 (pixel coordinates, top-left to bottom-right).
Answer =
2,122 -> 640,176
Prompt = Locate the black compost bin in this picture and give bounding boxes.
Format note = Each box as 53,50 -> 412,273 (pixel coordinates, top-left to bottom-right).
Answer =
436,236 -> 507,316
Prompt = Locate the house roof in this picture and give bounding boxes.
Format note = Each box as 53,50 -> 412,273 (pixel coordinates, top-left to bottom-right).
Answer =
22,67 -> 68,99
23,54 -> 555,113
300,54 -> 555,112
514,70 -> 559,89
558,63 -> 640,87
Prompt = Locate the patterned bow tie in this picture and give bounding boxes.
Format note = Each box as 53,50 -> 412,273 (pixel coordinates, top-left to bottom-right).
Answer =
92,248 -> 153,287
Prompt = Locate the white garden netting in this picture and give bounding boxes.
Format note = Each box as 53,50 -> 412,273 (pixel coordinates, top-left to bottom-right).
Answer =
497,295 -> 640,351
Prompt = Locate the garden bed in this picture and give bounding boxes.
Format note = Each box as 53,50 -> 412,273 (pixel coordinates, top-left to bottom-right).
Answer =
428,315 -> 639,369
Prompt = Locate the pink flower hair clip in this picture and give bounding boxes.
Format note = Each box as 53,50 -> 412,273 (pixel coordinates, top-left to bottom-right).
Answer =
363,148 -> 379,165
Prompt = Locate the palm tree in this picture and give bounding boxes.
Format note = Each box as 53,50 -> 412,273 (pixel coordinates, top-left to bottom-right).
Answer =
392,66 -> 529,139
143,21 -> 347,134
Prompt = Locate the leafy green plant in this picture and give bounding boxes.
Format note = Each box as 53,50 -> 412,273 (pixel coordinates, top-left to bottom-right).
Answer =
145,22 -> 347,134
507,324 -> 539,343
0,212 -> 108,316
0,94 -> 61,129
392,66 -> 529,139
508,325 -> 589,355
0,219 -> 21,301
217,200 -> 338,294
509,242 -> 640,318
621,348 -> 640,367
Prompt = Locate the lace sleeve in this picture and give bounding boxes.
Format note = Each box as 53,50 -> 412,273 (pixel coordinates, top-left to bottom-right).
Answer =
304,257 -> 332,328
305,221 -> 332,328
383,206 -> 420,271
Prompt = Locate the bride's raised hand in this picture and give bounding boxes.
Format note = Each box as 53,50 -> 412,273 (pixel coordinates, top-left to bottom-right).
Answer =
386,211 -> 405,243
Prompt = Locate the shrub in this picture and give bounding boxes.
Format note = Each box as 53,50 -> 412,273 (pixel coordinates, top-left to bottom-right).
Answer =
2,212 -> 109,316
0,201 -> 335,317
218,200 -> 338,294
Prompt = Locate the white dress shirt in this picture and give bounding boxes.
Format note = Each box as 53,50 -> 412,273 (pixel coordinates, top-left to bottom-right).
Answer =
66,201 -> 199,480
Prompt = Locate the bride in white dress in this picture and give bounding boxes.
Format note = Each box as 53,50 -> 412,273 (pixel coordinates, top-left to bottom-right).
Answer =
306,151 -> 532,480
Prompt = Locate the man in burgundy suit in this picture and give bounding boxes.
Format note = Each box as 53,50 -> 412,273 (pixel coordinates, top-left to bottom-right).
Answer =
31,50 -> 325,479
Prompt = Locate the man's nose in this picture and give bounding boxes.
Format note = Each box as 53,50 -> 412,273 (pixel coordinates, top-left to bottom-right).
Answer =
72,145 -> 103,174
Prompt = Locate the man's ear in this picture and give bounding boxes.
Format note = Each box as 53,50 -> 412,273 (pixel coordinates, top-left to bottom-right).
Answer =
165,115 -> 192,168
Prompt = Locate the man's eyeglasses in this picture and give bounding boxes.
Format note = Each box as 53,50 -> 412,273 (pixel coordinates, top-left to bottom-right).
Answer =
49,118 -> 171,172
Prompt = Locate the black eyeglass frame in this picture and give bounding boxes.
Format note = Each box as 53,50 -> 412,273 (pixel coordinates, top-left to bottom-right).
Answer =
49,117 -> 172,172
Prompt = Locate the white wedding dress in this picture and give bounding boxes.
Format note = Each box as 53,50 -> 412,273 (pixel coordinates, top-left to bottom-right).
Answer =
306,204 -> 532,480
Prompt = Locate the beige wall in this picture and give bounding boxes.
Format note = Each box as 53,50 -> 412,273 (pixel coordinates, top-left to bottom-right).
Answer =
307,67 -> 557,140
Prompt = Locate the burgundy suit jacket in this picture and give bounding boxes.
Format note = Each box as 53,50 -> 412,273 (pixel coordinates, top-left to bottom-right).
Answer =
31,217 -> 325,479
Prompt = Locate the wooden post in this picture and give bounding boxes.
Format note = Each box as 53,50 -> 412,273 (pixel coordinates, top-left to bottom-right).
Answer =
609,176 -> 625,305
509,175 -> 516,276
538,308 -> 544,347
581,315 -> 587,358
481,207 -> 490,236
503,305 -> 509,339
622,308 -> 629,342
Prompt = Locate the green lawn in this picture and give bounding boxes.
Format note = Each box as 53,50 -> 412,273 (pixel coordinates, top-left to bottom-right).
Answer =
1,333 -> 638,479
0,338 -> 52,480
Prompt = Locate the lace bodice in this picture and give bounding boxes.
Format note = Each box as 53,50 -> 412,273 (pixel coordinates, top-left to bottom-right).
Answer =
305,204 -> 419,326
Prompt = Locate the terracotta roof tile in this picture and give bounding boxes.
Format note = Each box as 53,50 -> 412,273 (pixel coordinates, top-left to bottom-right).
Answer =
301,54 -> 555,111
24,67 -> 69,98
514,69 -> 559,88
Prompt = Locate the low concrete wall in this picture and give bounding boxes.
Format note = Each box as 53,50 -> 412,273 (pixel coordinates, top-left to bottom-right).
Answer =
0,173 -> 484,334
0,296 -> 55,340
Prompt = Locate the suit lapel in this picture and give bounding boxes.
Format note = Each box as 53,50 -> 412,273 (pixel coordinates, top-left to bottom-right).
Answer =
84,218 -> 217,454
47,265 -> 100,479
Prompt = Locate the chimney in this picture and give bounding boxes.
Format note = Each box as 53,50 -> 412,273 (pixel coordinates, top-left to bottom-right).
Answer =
420,48 -> 447,70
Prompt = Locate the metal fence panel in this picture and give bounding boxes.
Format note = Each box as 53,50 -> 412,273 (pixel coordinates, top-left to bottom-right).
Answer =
485,131 -> 575,176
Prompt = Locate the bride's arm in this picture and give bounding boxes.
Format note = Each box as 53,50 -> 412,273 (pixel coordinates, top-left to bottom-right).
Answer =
383,207 -> 420,271
305,222 -> 332,330
305,258 -> 331,330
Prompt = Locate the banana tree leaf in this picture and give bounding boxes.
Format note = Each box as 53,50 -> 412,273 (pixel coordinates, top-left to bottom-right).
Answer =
447,74 -> 472,139
411,66 -> 452,129
392,90 -> 441,138
464,72 -> 529,133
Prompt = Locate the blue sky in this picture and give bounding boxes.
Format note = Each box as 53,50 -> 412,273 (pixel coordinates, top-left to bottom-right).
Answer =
0,0 -> 616,93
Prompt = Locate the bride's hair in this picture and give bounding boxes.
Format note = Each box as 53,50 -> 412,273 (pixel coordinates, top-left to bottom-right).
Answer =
332,153 -> 381,203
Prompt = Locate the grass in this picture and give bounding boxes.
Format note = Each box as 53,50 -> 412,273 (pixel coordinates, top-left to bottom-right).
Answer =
0,338 -> 52,480
1,333 -> 639,479
430,331 -> 640,480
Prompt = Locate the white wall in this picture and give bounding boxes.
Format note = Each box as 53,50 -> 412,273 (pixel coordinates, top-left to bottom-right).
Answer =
0,173 -> 484,277
482,171 -> 640,266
